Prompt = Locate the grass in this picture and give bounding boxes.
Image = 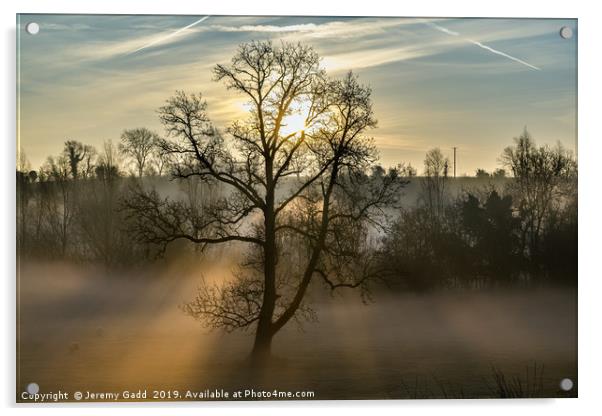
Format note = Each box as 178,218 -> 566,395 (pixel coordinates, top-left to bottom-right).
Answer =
486,363 -> 545,398
397,362 -> 565,399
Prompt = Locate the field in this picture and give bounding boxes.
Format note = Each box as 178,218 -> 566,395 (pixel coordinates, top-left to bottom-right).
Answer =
17,257 -> 577,401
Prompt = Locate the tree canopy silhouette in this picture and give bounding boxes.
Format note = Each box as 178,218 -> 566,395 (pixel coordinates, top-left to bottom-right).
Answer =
119,128 -> 160,178
123,41 -> 405,360
501,128 -> 577,263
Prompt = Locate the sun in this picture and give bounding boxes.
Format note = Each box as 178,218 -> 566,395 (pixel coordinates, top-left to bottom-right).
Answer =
280,101 -> 312,138
280,113 -> 306,137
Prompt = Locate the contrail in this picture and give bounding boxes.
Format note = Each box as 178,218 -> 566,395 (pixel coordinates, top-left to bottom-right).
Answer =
468,40 -> 541,71
424,21 -> 541,71
129,15 -> 211,54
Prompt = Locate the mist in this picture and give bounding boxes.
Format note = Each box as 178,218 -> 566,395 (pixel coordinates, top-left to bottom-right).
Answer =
18,254 -> 576,399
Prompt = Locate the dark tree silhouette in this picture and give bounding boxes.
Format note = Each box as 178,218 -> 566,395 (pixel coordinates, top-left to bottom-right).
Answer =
397,163 -> 417,178
80,145 -> 97,180
96,140 -> 121,182
422,148 -> 449,220
475,168 -> 490,179
16,150 -> 37,253
501,128 -> 577,262
40,155 -> 74,256
492,168 -> 507,179
119,128 -> 159,177
150,141 -> 169,177
460,191 -> 521,282
63,140 -> 91,180
123,41 -> 405,360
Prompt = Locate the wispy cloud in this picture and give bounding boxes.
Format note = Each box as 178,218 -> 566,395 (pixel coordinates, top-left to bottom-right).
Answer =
207,18 -> 421,39
209,23 -> 319,33
321,46 -> 427,71
129,15 -> 211,54
39,22 -> 93,31
62,17 -> 547,71
424,21 -> 541,71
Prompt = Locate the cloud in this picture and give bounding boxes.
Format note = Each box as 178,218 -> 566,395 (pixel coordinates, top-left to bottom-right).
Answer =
321,46 -> 427,71
209,23 -> 319,34
36,22 -> 93,31
207,18 -> 421,39
61,16 -> 548,73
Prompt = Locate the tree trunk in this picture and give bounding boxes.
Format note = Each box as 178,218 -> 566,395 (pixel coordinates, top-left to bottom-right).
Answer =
250,324 -> 273,363
251,176 -> 277,363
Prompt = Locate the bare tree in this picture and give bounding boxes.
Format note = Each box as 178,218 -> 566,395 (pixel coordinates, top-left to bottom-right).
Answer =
421,148 -> 449,219
17,147 -> 31,173
150,136 -> 169,177
96,140 -> 121,182
492,168 -> 507,179
17,149 -> 34,252
123,41 -> 405,360
81,145 -> 97,180
119,128 -> 159,177
63,140 -> 90,179
398,162 -> 417,178
475,168 -> 490,179
501,128 -> 577,259
40,155 -> 74,256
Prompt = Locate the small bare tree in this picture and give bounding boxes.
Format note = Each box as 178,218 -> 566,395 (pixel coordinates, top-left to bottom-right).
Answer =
40,155 -> 74,256
63,140 -> 90,180
96,140 -> 121,181
80,145 -> 97,180
421,148 -> 449,219
150,137 -> 169,177
123,41 -> 405,360
16,149 -> 33,252
119,128 -> 159,177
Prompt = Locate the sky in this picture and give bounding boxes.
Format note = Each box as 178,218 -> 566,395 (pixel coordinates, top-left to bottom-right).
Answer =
17,15 -> 577,176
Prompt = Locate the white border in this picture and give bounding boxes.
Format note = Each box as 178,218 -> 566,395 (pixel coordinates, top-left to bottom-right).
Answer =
2,1 -> 600,415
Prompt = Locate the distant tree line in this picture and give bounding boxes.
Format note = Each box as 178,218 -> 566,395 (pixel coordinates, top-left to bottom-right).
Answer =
16,128 -> 168,265
379,128 -> 577,290
17,126 -> 576,289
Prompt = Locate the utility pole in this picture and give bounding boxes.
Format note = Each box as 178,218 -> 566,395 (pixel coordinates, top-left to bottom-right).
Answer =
453,147 -> 457,178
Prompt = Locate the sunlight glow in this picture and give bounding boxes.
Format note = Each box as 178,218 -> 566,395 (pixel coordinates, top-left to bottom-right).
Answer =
280,113 -> 306,137
280,101 -> 312,138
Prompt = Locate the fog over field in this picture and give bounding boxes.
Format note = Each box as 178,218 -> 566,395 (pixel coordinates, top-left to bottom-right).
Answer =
18,254 -> 576,400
